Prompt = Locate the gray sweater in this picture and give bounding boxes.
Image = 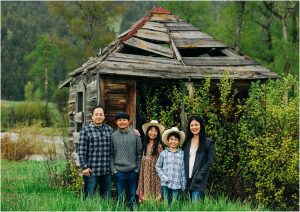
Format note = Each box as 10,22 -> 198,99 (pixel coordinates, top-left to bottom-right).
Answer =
110,128 -> 142,173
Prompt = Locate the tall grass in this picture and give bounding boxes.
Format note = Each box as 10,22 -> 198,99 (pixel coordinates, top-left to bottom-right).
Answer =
1,123 -> 57,160
1,160 -> 266,211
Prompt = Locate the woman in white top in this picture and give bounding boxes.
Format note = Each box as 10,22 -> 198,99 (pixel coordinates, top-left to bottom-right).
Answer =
182,115 -> 215,202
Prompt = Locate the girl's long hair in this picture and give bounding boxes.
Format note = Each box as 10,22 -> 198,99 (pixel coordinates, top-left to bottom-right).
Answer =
142,126 -> 161,156
183,115 -> 207,150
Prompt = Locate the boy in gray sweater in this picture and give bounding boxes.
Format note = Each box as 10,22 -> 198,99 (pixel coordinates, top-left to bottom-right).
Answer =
111,112 -> 142,209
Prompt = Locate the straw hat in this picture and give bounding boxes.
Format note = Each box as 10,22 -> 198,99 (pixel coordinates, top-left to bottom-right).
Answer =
142,120 -> 165,135
162,127 -> 186,146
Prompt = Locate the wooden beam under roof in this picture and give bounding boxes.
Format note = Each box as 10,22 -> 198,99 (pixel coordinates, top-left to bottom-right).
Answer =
96,60 -> 279,79
170,37 -> 184,64
93,63 -> 279,80
58,77 -> 72,89
182,57 -> 257,66
124,37 -> 174,58
107,53 -> 181,65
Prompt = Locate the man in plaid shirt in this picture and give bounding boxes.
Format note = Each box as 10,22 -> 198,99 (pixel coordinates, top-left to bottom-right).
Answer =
78,105 -> 113,198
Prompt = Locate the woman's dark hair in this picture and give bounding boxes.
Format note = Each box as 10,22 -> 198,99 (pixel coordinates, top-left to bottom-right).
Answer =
142,126 -> 161,156
183,115 -> 207,149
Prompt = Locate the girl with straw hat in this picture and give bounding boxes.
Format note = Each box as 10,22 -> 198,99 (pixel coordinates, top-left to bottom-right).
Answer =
136,120 -> 165,202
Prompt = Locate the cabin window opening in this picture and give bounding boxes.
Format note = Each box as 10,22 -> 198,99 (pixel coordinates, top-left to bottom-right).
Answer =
76,91 -> 84,132
178,48 -> 227,57
134,36 -> 170,45
120,45 -> 161,56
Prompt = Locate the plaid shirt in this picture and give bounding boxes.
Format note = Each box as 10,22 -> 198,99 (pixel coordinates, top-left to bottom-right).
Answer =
156,148 -> 186,190
78,123 -> 113,176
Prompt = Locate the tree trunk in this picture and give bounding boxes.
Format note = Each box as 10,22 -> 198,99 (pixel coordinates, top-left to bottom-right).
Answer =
282,17 -> 288,42
265,10 -> 274,64
263,1 -> 291,103
281,17 -> 291,76
259,3 -> 274,64
235,1 -> 245,52
263,1 -> 293,76
45,37 -> 50,124
291,7 -> 298,45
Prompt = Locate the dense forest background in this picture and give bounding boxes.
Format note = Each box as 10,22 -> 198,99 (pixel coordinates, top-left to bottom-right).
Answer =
1,1 -> 299,101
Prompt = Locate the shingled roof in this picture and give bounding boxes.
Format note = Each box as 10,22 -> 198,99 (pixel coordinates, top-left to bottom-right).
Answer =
61,6 -> 278,88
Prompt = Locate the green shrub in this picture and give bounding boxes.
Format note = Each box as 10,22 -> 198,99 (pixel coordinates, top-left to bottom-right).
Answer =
44,159 -> 83,193
237,75 -> 299,210
1,101 -> 63,128
142,74 -> 299,210
185,74 -> 244,200
140,82 -> 186,129
62,161 -> 84,192
14,102 -> 50,125
1,104 -> 11,130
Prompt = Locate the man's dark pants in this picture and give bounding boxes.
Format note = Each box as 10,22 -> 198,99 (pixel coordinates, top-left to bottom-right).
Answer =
84,174 -> 111,198
114,170 -> 138,208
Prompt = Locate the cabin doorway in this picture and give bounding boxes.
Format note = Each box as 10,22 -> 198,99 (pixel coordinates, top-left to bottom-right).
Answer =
100,76 -> 136,130
135,80 -> 180,139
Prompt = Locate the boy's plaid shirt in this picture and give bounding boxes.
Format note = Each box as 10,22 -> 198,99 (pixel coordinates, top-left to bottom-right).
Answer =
156,148 -> 186,190
78,123 -> 113,176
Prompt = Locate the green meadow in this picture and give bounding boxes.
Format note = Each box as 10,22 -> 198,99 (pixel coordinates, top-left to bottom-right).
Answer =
1,160 -> 264,211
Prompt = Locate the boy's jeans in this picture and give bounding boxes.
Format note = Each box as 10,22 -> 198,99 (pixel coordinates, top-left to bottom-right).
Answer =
161,186 -> 180,205
83,174 -> 111,198
114,170 -> 138,207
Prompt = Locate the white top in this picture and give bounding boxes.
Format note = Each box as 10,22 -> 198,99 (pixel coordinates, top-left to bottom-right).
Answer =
189,146 -> 198,178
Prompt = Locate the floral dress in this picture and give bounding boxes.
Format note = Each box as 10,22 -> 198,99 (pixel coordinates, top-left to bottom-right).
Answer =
137,144 -> 163,202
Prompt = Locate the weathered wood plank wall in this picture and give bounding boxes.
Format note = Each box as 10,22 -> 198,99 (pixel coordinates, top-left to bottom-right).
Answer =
85,74 -> 98,124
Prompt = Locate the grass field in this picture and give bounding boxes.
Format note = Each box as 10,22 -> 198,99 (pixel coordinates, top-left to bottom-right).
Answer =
1,160 -> 265,211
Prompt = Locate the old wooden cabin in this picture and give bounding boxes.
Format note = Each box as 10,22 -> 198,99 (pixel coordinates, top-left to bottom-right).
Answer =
59,6 -> 278,150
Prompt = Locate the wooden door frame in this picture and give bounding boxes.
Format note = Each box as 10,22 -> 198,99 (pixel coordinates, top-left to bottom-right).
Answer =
126,80 -> 136,128
98,75 -> 136,129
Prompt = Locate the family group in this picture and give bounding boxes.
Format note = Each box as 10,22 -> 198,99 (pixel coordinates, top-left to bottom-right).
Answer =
78,105 -> 215,209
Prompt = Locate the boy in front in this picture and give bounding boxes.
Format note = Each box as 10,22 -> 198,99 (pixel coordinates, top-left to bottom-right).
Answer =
110,112 -> 142,209
156,127 -> 186,205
